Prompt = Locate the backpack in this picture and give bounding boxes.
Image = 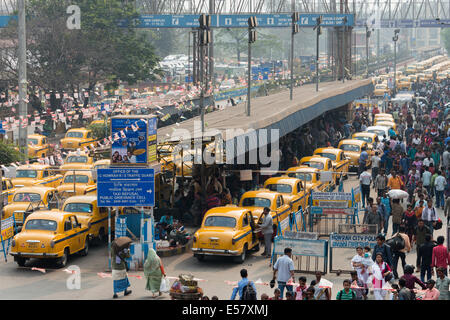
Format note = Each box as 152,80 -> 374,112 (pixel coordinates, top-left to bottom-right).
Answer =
337,289 -> 356,300
386,234 -> 405,252
241,282 -> 257,300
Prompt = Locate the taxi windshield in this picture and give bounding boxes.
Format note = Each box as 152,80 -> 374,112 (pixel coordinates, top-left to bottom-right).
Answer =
13,193 -> 41,202
66,131 -> 84,138
241,197 -> 271,208
368,129 -> 385,136
265,184 -> 292,193
25,219 -> 57,231
28,139 -> 39,145
64,203 -> 93,213
204,216 -> 236,228
340,144 -> 361,152
287,172 -> 312,181
305,161 -> 324,170
16,170 -> 38,178
64,175 -> 90,184
316,153 -> 336,161
66,156 -> 88,163
354,136 -> 372,143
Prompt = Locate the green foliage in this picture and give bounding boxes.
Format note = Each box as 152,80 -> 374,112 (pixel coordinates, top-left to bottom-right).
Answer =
441,29 -> 450,54
0,141 -> 25,165
87,122 -> 107,140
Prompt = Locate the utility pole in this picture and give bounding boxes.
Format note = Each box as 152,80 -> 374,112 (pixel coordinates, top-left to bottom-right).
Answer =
18,0 -> 27,159
290,11 -> 299,101
313,16 -> 323,92
342,16 -> 348,83
365,23 -> 372,79
198,14 -> 211,133
393,29 -> 400,96
247,16 -> 257,116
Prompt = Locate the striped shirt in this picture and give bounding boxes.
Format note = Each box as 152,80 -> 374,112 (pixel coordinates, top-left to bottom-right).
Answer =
336,289 -> 355,300
431,245 -> 450,268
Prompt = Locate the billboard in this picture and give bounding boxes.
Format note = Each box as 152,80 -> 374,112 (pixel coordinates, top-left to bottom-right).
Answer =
148,116 -> 158,164
111,117 -> 149,165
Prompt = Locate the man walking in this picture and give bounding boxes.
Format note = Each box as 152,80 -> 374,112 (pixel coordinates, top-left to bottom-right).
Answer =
421,199 -> 439,237
391,199 -> 404,235
230,269 -> 257,300
372,234 -> 393,268
391,226 -> 411,279
432,236 -> 450,276
371,151 -> 381,181
359,167 -> 372,208
374,169 -> 388,197
436,267 -> 450,300
418,234 -> 435,282
272,248 -> 295,299
358,147 -> 369,177
258,207 -> 273,257
434,171 -> 447,209
422,166 -> 432,196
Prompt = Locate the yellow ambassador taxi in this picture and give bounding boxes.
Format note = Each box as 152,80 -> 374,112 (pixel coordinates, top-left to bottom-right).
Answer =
92,159 -> 111,181
60,151 -> 94,171
192,206 -> 259,263
374,113 -> 394,121
239,190 -> 291,234
286,166 -> 329,193
2,177 -> 16,204
373,83 -> 390,97
299,156 -> 336,190
313,147 -> 350,182
352,132 -> 378,149
1,186 -> 57,226
10,210 -> 89,267
263,177 -> 309,213
28,134 -> 49,159
62,195 -> 111,242
60,128 -> 96,151
374,120 -> 397,132
12,164 -> 63,188
397,77 -> 411,90
337,139 -> 371,170
56,171 -> 97,196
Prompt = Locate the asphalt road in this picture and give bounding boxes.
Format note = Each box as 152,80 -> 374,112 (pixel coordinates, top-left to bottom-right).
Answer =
0,174 -> 447,300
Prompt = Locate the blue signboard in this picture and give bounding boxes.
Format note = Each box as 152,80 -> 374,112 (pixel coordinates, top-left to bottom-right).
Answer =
355,18 -> 450,28
147,116 -> 158,163
97,168 -> 155,207
298,14 -> 354,27
111,117 -> 148,165
0,16 -> 15,28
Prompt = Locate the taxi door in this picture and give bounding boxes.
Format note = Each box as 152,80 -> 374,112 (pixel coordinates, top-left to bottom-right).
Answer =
70,215 -> 84,253
275,195 -> 290,234
296,181 -> 308,211
63,216 -> 78,254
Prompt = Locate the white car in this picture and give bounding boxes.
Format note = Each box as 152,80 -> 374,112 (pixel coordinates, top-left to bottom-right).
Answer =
365,126 -> 389,142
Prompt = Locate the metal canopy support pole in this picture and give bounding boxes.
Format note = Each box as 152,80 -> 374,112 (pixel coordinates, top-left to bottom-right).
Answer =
290,28 -> 294,100
18,0 -> 27,159
316,29 -> 320,92
247,27 -> 252,116
108,207 -> 111,271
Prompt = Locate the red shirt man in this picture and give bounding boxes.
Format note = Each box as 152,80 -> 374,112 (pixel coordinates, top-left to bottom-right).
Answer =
431,236 -> 450,270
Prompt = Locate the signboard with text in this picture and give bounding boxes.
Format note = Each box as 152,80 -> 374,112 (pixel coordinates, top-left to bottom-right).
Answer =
312,192 -> 352,208
147,116 -> 158,164
1,217 -> 14,241
111,117 -> 149,166
329,233 -> 377,249
273,236 -> 328,257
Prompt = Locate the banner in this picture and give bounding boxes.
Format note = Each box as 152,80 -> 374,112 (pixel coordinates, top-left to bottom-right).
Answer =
273,236 -> 327,257
329,233 -> 377,248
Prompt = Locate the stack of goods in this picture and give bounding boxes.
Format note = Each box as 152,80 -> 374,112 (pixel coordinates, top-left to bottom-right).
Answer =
169,274 -> 203,300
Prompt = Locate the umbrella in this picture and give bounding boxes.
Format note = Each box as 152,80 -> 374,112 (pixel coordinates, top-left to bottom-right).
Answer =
113,236 -> 132,250
387,189 -> 409,199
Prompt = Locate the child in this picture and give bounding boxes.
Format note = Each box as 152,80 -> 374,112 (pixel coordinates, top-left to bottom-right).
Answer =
295,276 -> 308,300
362,247 -> 374,267
336,279 -> 356,300
269,288 -> 282,300
304,287 -> 315,300
285,291 -> 295,300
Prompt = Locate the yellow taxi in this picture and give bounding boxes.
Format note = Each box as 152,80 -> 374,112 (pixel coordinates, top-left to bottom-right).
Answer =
12,164 -> 63,188
56,171 -> 96,196
62,195 -> 110,242
405,64 -> 417,75
286,166 -> 328,193
374,113 -> 394,120
374,120 -> 397,132
263,177 -> 309,213
92,159 -> 110,181
239,190 -> 291,233
374,115 -> 395,123
397,77 -> 411,90
60,151 -> 94,171
437,71 -> 448,83
27,134 -> 49,159
352,132 -> 378,149
2,177 -> 16,204
60,128 -> 96,151
313,147 -> 350,182
299,156 -> 336,189
337,139 -> 371,169
1,186 -> 58,225
373,83 -> 390,97
192,206 -> 260,263
10,210 -> 89,267
416,73 -> 426,83
408,74 -> 418,83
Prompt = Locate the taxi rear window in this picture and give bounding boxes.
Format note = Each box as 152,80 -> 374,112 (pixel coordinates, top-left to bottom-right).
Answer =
16,170 -> 38,178
66,132 -> 84,138
64,203 -> 93,213
340,144 -> 361,152
265,184 -> 292,193
305,162 -> 324,170
204,216 -> 236,228
25,219 -> 57,231
66,156 -> 88,163
241,197 -> 271,208
316,153 -> 337,161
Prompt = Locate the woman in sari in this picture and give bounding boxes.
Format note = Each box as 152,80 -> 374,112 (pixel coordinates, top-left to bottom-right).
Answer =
111,242 -> 132,299
371,253 -> 392,300
144,248 -> 166,297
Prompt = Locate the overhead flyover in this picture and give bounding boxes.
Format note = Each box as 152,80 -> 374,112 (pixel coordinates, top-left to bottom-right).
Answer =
158,79 -> 374,159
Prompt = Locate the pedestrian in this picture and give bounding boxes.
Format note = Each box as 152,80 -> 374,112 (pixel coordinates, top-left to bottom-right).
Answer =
258,207 -> 273,257
260,293 -> 269,300
350,270 -> 367,300
391,199 -> 404,235
400,264 -> 426,296
336,279 -> 356,300
363,203 -> 383,232
272,247 -> 295,299
144,248 -> 166,298
445,196 -> 450,225
387,170 -> 404,190
295,276 -> 308,300
431,236 -> 450,276
230,269 -> 257,300
358,147 -> 369,176
396,278 -> 414,300
434,170 -> 447,209
372,151 -> 381,181
402,203 -> 417,243
372,234 -> 393,268
269,288 -> 282,300
421,199 -> 439,236
422,166 -> 432,196
374,169 -> 388,197
111,241 -> 132,299
359,167 -> 372,208
313,271 -> 331,300
371,253 -> 392,300
304,287 -> 316,300
435,267 -> 450,300
423,280 -> 440,300
351,246 -> 371,285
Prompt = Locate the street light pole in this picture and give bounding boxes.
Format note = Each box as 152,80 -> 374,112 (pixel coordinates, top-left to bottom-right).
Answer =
313,16 -> 323,92
18,0 -> 28,159
247,16 -> 257,116
365,23 -> 371,79
290,12 -> 299,101
393,29 -> 400,96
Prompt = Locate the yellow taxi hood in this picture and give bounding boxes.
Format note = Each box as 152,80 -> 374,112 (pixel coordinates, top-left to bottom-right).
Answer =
4,202 -> 36,216
11,178 -> 38,187
60,163 -> 92,170
56,184 -> 87,195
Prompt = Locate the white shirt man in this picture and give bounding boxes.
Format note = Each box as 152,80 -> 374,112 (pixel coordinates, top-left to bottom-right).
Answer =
435,174 -> 447,192
423,157 -> 434,168
443,148 -> 450,168
412,137 -> 421,145
372,154 -> 381,169
359,170 -> 372,186
422,169 -> 432,187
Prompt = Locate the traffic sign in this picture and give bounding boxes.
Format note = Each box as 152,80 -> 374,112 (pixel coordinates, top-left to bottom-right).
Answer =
97,168 -> 155,207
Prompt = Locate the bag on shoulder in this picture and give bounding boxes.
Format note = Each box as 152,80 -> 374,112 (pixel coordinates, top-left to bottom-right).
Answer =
241,282 -> 257,300
386,234 -> 405,252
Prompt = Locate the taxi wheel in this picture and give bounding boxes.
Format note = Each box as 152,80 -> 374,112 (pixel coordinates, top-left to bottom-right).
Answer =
97,229 -> 106,244
235,244 -> 247,264
58,248 -> 69,268
16,257 -> 27,267
80,238 -> 89,256
195,254 -> 205,262
252,243 -> 260,252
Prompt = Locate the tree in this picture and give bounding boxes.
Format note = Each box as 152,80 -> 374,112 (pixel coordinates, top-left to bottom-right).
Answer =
0,0 -> 161,96
0,140 -> 25,165
441,29 -> 450,54
215,29 -> 247,62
